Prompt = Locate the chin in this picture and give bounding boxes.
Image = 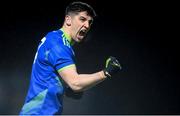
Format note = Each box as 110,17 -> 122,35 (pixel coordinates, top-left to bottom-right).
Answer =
76,37 -> 83,43
76,39 -> 82,43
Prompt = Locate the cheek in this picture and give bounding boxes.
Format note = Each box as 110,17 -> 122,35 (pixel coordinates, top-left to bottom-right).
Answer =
72,20 -> 82,28
72,24 -> 81,32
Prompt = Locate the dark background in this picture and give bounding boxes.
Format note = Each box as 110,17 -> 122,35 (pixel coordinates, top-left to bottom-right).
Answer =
0,0 -> 179,114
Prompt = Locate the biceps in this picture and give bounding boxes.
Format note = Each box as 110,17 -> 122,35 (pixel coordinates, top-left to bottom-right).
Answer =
58,65 -> 78,86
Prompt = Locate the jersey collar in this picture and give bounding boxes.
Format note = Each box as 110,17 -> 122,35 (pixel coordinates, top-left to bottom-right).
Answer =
60,28 -> 74,46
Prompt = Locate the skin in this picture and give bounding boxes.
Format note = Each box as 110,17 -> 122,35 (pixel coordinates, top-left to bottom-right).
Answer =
62,11 -> 93,43
59,11 -> 107,92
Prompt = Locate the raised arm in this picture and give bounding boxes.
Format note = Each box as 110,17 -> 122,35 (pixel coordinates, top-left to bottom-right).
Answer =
58,56 -> 122,92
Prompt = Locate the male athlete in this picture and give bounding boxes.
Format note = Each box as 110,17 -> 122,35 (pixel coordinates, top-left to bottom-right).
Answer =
20,1 -> 122,115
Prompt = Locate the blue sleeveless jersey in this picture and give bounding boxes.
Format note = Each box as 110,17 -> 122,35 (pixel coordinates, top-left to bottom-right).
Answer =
20,29 -> 75,115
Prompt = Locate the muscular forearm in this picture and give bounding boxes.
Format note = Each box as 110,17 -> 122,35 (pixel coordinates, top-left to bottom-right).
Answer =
59,66 -> 108,92
60,57 -> 121,93
75,71 -> 106,92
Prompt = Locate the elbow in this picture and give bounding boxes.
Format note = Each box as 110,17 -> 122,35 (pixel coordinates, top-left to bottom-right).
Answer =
69,80 -> 84,92
72,87 -> 83,93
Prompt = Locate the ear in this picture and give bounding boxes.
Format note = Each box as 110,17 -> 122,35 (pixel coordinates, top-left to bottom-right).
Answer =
65,15 -> 71,26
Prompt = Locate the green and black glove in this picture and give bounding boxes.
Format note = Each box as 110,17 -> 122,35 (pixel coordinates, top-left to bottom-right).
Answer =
103,56 -> 122,77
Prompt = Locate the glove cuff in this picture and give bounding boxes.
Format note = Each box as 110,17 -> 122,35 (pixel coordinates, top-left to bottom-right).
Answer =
103,69 -> 111,78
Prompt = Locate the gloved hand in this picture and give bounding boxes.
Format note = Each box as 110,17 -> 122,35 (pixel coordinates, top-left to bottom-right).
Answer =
103,56 -> 122,78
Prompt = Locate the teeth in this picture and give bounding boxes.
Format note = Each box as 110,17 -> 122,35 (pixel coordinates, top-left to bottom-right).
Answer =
81,30 -> 86,34
79,29 -> 87,36
82,30 -> 86,33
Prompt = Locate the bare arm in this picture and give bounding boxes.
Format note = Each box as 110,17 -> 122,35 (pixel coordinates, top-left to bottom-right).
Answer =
58,65 -> 107,92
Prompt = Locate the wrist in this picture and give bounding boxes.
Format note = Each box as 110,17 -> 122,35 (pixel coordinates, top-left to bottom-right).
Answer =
99,71 -> 107,79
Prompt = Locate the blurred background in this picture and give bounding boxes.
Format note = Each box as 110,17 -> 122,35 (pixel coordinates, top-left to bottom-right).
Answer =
0,0 -> 179,114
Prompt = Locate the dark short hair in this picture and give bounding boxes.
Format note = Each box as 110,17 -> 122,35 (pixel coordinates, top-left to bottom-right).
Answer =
65,1 -> 96,18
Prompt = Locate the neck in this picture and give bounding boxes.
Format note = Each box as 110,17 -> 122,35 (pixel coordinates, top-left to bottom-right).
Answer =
61,26 -> 75,45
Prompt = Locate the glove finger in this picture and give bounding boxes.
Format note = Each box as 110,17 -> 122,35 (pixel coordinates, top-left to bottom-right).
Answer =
113,59 -> 122,69
110,56 -> 116,61
108,56 -> 122,69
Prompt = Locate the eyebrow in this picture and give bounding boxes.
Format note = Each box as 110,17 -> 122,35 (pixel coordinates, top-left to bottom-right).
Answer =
79,16 -> 93,21
79,16 -> 86,19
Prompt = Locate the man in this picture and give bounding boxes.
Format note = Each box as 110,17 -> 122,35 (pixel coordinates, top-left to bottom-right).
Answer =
20,1 -> 121,115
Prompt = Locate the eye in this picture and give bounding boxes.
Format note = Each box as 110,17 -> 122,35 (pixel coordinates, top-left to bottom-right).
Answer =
79,17 -> 86,22
89,20 -> 93,25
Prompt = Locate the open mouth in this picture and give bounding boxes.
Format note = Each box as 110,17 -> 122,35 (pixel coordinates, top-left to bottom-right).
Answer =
79,29 -> 87,36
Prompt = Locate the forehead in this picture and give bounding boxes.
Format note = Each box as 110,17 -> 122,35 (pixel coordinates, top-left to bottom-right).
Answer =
76,11 -> 93,20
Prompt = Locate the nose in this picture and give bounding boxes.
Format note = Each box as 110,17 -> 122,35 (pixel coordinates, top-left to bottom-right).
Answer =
84,21 -> 90,29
